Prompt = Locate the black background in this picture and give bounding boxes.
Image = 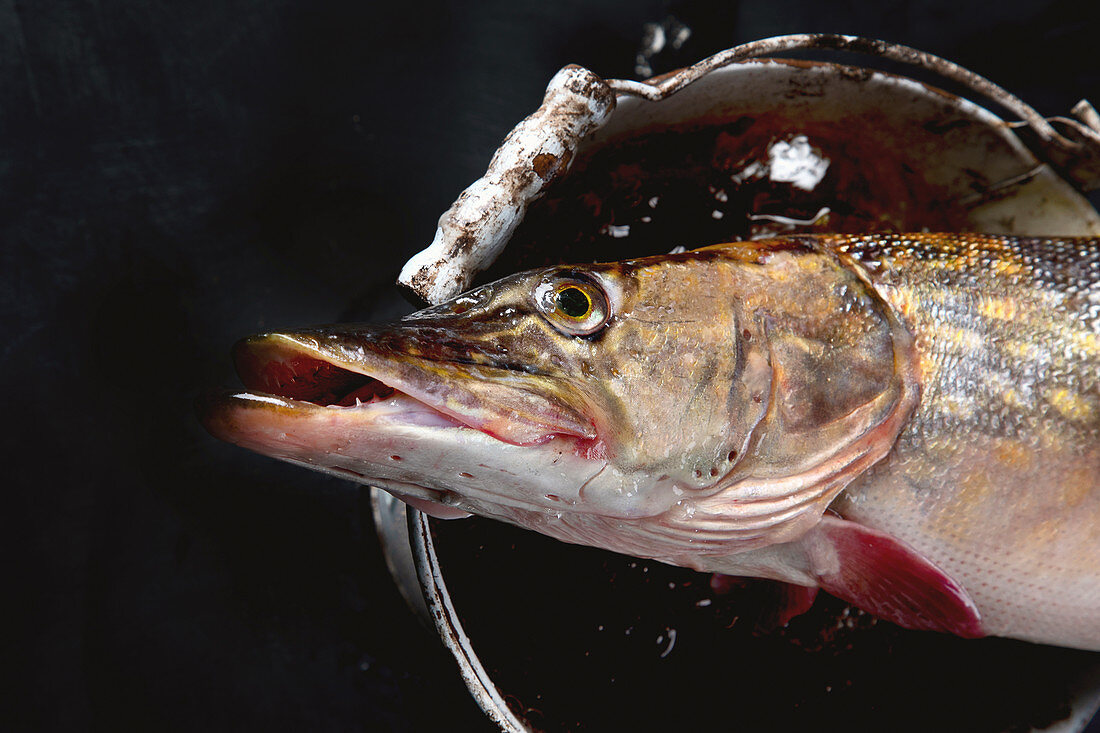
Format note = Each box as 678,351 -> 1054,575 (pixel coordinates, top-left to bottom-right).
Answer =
5,1 -> 1099,730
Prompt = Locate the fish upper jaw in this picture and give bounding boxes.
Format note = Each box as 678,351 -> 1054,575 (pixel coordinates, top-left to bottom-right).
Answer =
227,329 -> 598,447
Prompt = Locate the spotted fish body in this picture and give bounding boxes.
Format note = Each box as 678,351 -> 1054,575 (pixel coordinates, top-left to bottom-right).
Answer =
825,234 -> 1100,649
202,234 -> 1100,650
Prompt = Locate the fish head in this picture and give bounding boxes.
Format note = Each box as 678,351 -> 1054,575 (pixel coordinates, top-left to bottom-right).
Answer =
202,242 -> 917,564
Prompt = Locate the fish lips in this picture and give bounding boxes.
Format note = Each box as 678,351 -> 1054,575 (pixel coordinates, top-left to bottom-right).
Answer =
201,325 -> 597,450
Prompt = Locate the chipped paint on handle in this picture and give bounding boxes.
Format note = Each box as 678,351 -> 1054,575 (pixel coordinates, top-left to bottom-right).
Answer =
398,65 -> 615,304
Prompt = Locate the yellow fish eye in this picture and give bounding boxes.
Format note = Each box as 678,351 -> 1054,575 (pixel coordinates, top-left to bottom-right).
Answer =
535,276 -> 610,336
556,286 -> 592,319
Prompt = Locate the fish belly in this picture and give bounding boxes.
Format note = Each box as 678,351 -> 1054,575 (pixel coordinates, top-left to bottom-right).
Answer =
832,422 -> 1100,650
829,233 -> 1100,649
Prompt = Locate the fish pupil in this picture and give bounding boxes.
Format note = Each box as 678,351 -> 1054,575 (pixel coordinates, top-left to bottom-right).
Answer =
557,287 -> 591,318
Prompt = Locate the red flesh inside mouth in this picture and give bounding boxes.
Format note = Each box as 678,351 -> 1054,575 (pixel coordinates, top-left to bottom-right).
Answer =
235,349 -> 396,408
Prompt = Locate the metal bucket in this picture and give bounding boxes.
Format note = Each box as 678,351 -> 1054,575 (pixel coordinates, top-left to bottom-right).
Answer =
375,35 -> 1100,732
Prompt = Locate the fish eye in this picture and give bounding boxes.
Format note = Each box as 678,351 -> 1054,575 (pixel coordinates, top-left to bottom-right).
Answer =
557,286 -> 591,318
535,276 -> 610,336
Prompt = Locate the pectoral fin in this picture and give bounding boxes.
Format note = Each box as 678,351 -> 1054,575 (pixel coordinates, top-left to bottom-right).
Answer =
760,582 -> 820,631
804,515 -> 984,637
709,574 -> 820,630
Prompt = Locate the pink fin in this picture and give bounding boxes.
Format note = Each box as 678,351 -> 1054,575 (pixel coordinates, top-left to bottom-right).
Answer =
708,574 -> 819,630
806,515 -> 984,638
762,583 -> 819,630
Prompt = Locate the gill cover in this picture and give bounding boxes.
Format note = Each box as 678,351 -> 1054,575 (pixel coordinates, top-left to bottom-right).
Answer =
641,241 -> 920,559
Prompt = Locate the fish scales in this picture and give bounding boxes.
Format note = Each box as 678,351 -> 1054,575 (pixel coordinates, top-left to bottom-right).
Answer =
824,234 -> 1100,648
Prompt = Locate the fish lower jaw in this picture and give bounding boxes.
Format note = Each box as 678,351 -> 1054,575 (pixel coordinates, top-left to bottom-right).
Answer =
223,389 -> 466,429
203,387 -> 616,509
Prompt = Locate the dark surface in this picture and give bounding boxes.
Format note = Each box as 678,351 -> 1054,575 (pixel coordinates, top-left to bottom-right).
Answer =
434,517 -> 1100,733
4,1 -> 1099,731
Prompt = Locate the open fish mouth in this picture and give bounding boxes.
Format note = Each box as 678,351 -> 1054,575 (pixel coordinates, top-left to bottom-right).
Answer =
199,327 -> 608,519
234,344 -> 403,409
205,329 -> 597,443
225,334 -> 468,428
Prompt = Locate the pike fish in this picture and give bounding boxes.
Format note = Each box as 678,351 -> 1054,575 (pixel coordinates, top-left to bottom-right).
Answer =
201,234 -> 1100,650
